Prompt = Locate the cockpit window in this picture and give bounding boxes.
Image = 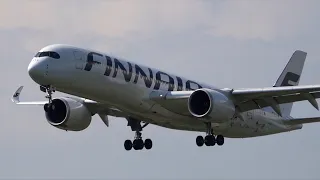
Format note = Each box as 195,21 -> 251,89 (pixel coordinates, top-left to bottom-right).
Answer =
34,51 -> 60,59
34,52 -> 41,57
39,52 -> 50,57
50,52 -> 60,59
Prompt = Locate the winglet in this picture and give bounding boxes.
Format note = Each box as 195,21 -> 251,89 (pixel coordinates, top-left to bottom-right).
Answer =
12,86 -> 24,104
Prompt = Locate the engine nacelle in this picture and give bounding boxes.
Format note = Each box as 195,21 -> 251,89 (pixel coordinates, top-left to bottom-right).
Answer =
188,88 -> 235,122
44,97 -> 92,131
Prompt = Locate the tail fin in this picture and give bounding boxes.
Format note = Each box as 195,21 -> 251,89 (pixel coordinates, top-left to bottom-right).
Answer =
273,50 -> 307,116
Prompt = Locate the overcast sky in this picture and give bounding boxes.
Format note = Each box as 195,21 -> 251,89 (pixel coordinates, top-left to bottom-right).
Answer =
1,0 -> 320,179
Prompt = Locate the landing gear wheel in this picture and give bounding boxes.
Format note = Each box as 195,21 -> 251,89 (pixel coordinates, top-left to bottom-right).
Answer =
144,139 -> 153,150
205,135 -> 215,146
125,118 -> 153,151
44,103 -> 50,112
137,139 -> 144,149
133,139 -> 144,150
133,139 -> 139,150
44,102 -> 56,111
195,122 -> 225,147
196,136 -> 204,147
216,135 -> 224,146
124,140 -> 132,151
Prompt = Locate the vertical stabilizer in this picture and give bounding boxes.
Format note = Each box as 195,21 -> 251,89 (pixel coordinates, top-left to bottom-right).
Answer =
273,50 -> 307,116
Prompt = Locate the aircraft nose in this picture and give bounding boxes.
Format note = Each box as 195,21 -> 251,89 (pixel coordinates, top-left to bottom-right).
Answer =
28,59 -> 47,83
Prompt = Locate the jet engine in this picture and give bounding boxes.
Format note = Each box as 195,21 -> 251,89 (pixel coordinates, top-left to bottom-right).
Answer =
188,88 -> 235,122
44,97 -> 92,131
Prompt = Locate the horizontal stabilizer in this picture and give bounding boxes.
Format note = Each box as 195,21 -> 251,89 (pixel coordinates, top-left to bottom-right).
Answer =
283,117 -> 320,125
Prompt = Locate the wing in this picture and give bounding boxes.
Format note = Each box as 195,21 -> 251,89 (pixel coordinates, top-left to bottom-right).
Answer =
12,86 -> 128,126
282,117 -> 320,125
12,86 -> 47,105
231,85 -> 320,116
148,85 -> 320,117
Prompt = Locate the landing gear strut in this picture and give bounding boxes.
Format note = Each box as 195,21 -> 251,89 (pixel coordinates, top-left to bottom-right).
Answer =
124,118 -> 152,151
196,122 -> 225,147
41,85 -> 55,112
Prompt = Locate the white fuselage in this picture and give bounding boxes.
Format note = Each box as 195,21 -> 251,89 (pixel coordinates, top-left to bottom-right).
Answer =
28,44 -> 302,138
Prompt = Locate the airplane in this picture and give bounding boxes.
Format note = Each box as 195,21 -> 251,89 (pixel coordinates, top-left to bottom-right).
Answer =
12,44 -> 320,151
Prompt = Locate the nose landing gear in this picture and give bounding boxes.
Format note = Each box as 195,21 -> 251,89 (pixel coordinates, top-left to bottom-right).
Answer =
40,85 -> 55,112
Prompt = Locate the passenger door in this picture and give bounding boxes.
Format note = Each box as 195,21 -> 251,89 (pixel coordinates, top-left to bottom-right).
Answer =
74,50 -> 85,70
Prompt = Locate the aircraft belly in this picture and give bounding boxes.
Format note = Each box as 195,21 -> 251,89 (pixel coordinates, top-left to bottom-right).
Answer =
146,104 -> 205,131
222,111 -> 290,138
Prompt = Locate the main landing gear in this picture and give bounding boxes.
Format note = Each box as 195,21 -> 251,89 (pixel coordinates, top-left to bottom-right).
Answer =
40,85 -> 55,112
124,118 -> 152,151
196,122 -> 225,147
